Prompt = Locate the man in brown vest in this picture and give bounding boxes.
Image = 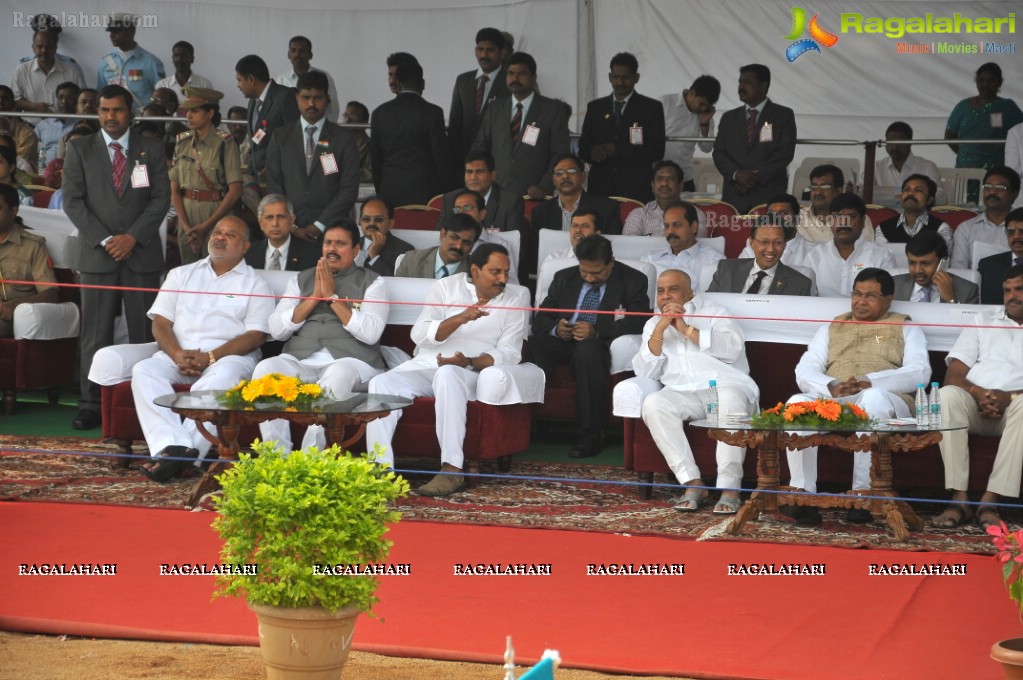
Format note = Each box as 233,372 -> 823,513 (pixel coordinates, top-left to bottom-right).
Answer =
785,268 -> 931,524
252,218 -> 389,453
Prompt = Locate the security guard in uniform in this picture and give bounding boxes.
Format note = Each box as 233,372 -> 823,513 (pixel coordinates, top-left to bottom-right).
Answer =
169,86 -> 242,264
0,184 -> 58,337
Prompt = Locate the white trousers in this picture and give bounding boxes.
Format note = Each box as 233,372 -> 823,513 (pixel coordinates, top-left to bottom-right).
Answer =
785,389 -> 909,492
641,386 -> 754,490
252,354 -> 381,454
366,365 -> 478,469
938,385 -> 1023,497
132,352 -> 257,459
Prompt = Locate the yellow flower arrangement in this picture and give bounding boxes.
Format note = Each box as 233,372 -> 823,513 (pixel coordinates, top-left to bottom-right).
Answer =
221,374 -> 327,408
751,399 -> 872,429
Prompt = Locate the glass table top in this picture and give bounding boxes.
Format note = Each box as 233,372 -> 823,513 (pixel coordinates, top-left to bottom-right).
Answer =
154,390 -> 412,416
687,417 -> 967,434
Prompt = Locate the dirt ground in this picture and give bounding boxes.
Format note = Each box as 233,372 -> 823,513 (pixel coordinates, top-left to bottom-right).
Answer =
0,632 -> 689,679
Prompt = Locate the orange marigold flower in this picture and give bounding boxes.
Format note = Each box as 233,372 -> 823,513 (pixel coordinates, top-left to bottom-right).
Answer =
814,401 -> 842,421
848,403 -> 868,419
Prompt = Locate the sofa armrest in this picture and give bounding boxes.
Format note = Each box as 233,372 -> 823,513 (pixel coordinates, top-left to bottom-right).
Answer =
612,375 -> 662,418
12,301 -> 80,340
88,342 -> 159,385
476,362 -> 546,405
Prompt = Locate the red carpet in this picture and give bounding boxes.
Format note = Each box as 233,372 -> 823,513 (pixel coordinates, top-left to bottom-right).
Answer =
0,501 -> 1011,679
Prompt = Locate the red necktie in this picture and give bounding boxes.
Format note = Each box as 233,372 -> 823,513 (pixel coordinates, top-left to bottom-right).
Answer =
474,74 -> 489,117
110,142 -> 126,194
746,109 -> 758,145
510,103 -> 523,144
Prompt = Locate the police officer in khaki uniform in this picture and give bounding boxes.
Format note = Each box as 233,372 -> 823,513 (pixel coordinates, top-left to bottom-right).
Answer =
169,86 -> 242,264
0,184 -> 58,337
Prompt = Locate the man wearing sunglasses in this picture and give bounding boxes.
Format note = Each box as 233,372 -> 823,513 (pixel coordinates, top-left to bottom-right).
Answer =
951,166 -> 1021,270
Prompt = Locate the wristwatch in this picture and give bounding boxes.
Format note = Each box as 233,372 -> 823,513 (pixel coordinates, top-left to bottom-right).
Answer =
328,294 -> 340,302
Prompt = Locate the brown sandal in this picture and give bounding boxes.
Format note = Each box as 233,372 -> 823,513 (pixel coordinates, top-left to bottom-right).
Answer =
930,505 -> 971,529
977,505 -> 1002,530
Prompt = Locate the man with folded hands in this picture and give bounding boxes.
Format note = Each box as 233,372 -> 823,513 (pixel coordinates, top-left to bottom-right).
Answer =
636,269 -> 758,515
131,217 -> 275,481
783,268 -> 930,525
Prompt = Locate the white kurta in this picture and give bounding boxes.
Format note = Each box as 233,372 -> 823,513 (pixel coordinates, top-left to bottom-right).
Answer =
804,239 -> 896,299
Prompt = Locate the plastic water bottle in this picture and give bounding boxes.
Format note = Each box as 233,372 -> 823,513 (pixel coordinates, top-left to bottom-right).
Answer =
915,384 -> 929,428
706,380 -> 719,424
929,382 -> 942,428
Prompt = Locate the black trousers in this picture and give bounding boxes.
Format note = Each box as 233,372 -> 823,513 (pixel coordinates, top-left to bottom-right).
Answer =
529,333 -> 611,443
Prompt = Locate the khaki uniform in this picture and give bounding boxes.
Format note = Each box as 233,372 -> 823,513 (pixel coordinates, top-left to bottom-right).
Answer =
0,225 -> 57,337
169,128 -> 242,264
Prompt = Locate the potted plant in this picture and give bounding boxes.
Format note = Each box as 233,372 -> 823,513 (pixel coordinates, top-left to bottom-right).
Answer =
989,521 -> 1023,679
212,440 -> 409,679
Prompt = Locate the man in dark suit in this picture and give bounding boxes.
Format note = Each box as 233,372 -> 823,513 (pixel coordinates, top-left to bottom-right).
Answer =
531,235 -> 650,457
441,151 -> 523,232
979,208 -> 1023,304
63,84 -> 171,429
530,153 -> 622,234
472,51 -> 570,199
355,195 -> 414,277
394,213 -> 480,279
244,194 -> 320,271
235,54 -> 300,182
267,71 -> 359,244
448,28 -> 508,183
894,231 -> 980,304
707,220 -> 813,295
579,52 -> 666,203
712,64 -> 796,214
371,59 -> 448,207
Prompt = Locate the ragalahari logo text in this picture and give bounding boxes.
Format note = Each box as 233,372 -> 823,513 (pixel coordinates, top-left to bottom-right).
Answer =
784,6 -> 839,61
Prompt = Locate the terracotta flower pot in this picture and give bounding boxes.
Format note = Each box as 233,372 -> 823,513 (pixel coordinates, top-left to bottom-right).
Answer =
249,603 -> 361,680
992,638 -> 1023,680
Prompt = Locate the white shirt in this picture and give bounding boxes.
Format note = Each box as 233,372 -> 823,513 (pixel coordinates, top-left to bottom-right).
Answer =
873,212 -> 954,259
100,129 -> 130,162
804,239 -> 896,299
798,207 -> 875,243
909,282 -> 942,304
1007,123 -> 1023,209
952,212 -> 1006,270
660,92 -> 715,177
12,58 -> 86,109
622,200 -> 708,237
540,246 -> 577,273
155,72 -> 214,107
510,92 -> 535,123
275,66 -> 340,122
473,231 -> 519,284
947,307 -> 1023,391
473,66 -> 501,108
795,320 -> 931,397
738,233 -> 814,268
641,242 -> 724,289
268,271 -> 389,366
147,257 -> 274,358
872,152 -> 947,205
401,273 -> 530,371
632,295 -> 758,403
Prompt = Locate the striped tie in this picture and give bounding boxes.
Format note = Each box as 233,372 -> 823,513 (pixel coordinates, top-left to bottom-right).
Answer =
510,103 -> 523,144
746,108 -> 757,145
474,74 -> 489,117
110,142 -> 126,195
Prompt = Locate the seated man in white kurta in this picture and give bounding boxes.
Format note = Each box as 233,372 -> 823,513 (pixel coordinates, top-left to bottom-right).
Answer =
254,219 -> 389,453
366,243 -> 530,497
785,267 -> 930,524
637,269 -> 758,515
132,217 -> 275,482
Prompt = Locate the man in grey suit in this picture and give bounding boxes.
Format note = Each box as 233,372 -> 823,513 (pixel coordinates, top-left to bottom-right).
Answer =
894,231 -> 980,304
235,54 -> 300,182
266,71 -> 359,244
472,52 -> 570,199
707,219 -> 813,296
441,151 -> 523,232
63,84 -> 171,429
712,64 -> 796,214
448,28 -> 508,179
394,214 -> 480,279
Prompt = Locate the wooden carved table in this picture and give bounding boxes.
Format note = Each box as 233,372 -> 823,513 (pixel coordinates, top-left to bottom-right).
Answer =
688,419 -> 965,542
154,391 -> 411,507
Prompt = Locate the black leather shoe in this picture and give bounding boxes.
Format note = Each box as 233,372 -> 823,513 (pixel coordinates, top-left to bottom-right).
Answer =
72,410 -> 101,430
781,505 -> 822,527
569,441 -> 602,459
846,508 -> 874,524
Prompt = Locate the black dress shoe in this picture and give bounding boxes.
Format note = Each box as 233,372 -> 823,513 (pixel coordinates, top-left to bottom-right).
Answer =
846,508 -> 874,524
781,505 -> 822,527
72,410 -> 101,430
569,441 -> 602,459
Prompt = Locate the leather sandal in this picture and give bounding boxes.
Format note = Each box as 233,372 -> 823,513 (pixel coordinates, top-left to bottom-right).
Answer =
674,489 -> 709,512
977,505 -> 1002,530
930,505 -> 972,529
713,496 -> 742,515
143,446 -> 200,483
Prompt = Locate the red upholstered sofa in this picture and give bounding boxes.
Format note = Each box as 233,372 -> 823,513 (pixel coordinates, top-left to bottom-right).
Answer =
622,341 -> 999,499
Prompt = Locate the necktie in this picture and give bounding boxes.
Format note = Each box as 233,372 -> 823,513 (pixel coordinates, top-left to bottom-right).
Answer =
268,249 -> 282,271
440,264 -> 450,278
577,284 -> 601,324
921,285 -> 932,303
510,103 -> 523,144
1016,257 -> 1023,267
305,125 -> 317,173
110,142 -> 126,195
746,108 -> 758,144
613,99 -> 625,125
474,74 -> 489,117
746,270 -> 768,294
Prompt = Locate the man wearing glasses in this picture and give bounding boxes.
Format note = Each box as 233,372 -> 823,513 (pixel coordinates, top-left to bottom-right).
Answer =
394,213 -> 480,279
951,166 -> 1020,270
783,267 -> 931,525
978,208 -> 1023,304
244,194 -> 320,271
440,151 -> 523,232
798,164 -> 875,244
353,196 -> 413,277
